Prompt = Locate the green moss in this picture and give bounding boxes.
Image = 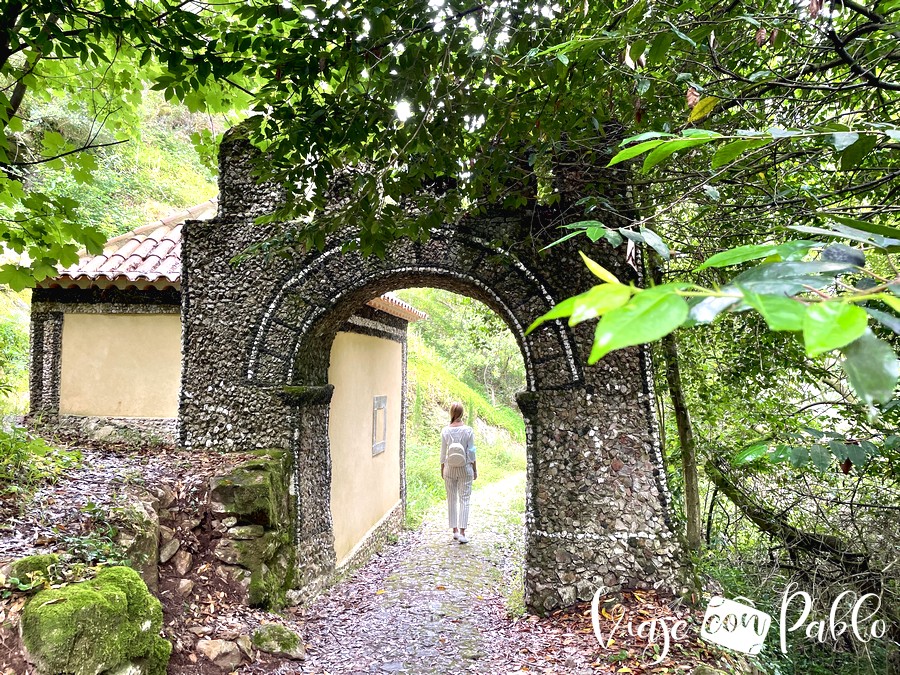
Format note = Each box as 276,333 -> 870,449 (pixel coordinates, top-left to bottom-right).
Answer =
209,449 -> 292,527
240,533 -> 295,609
209,451 -> 297,609
279,384 -> 334,406
140,635 -> 173,675
251,623 -> 301,652
7,553 -> 60,583
21,566 -> 171,675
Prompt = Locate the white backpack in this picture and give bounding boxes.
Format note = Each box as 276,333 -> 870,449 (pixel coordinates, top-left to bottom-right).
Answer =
445,428 -> 467,468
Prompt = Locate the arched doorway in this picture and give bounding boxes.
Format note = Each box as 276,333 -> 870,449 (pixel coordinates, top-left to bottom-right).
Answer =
179,129 -> 690,612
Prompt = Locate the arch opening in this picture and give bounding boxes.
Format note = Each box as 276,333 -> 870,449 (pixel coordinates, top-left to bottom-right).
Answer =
325,286 -> 529,583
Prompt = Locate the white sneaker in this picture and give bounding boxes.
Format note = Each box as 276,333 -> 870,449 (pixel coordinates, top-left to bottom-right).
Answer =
458,534 -> 469,544
453,532 -> 460,541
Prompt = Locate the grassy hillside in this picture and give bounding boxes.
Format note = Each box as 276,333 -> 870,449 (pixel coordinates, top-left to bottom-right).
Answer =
395,288 -> 525,412
27,93 -> 219,239
0,289 -> 30,413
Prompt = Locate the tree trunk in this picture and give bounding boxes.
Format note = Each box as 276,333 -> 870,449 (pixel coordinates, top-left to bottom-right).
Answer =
648,251 -> 702,551
662,331 -> 703,551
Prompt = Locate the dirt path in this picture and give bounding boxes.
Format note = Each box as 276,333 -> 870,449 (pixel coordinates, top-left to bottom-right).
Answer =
284,472 -> 560,674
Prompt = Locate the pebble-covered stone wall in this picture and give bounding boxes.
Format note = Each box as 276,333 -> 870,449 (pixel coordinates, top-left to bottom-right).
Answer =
180,126 -> 691,612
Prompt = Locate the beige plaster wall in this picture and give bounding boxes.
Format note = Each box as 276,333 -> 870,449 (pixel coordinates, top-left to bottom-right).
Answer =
328,331 -> 403,565
59,313 -> 182,418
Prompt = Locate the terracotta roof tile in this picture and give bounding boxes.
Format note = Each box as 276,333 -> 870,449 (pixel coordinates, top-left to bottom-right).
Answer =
46,198 -> 218,290
41,197 -> 427,322
367,293 -> 428,322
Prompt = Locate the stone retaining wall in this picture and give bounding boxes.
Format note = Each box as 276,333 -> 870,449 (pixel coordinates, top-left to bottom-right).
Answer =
208,449 -> 297,609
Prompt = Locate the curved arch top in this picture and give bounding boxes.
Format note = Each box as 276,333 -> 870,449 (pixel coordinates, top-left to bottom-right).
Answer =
246,228 -> 582,392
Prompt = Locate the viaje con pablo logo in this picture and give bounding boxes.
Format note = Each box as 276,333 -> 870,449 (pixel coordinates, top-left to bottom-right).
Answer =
590,583 -> 889,664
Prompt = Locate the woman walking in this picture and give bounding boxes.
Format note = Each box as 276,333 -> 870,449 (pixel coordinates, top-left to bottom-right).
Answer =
440,402 -> 478,543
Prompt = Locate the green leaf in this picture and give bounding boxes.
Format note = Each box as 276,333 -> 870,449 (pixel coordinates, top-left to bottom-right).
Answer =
768,445 -> 791,462
769,127 -> 801,139
732,444 -> 768,466
788,446 -> 809,468
840,134 -> 879,170
710,139 -> 767,168
687,294 -> 741,324
802,302 -> 868,356
0,264 -> 36,291
831,132 -> 859,152
696,244 -> 779,270
864,307 -> 900,334
629,40 -> 647,63
568,283 -> 634,325
775,240 -> 818,261
641,137 -> 714,173
639,227 -> 669,260
847,444 -> 868,467
742,290 -> 806,331
664,20 -> 697,47
619,131 -> 676,146
647,32 -> 674,65
688,96 -> 719,122
790,224 -> 900,249
809,443 -> 831,471
41,131 -> 67,157
589,285 -> 690,363
731,261 -> 852,295
541,230 -> 584,250
841,330 -> 900,406
526,296 -> 577,333
603,230 -> 624,247
826,214 -> 900,241
586,227 -> 606,242
830,441 -> 867,467
607,139 -> 667,167
580,251 -> 620,283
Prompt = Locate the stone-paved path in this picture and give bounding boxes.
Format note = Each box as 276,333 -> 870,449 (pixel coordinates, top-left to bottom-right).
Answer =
281,472 -> 578,675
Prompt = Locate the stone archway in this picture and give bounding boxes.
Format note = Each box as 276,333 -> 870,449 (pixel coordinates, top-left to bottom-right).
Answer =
180,129 -> 689,612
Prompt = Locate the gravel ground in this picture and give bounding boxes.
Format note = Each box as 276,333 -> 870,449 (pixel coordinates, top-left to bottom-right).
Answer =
1,450 -> 724,674
260,472 -> 607,675
0,443 -> 215,566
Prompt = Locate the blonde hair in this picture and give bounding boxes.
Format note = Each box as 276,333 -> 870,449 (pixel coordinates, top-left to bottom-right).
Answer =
449,402 -> 464,424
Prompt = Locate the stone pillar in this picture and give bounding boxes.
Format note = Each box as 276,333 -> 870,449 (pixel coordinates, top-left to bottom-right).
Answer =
519,359 -> 688,612
282,386 -> 337,596
28,309 -> 62,419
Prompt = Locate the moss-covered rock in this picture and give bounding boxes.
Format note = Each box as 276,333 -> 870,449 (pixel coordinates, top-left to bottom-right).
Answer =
208,449 -> 297,609
244,536 -> 295,609
20,566 -> 171,675
208,449 -> 292,528
116,491 -> 160,593
251,623 -> 305,660
4,554 -> 60,584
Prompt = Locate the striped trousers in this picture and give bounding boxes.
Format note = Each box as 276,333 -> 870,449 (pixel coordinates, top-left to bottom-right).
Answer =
444,464 -> 474,529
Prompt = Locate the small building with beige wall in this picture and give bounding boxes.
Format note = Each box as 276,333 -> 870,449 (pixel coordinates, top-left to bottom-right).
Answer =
28,199 -> 425,569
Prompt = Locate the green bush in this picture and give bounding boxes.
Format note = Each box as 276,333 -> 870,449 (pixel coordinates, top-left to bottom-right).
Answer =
0,426 -> 81,498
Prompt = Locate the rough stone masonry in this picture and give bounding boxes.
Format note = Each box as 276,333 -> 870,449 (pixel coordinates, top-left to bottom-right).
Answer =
179,125 -> 691,612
